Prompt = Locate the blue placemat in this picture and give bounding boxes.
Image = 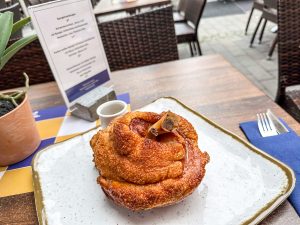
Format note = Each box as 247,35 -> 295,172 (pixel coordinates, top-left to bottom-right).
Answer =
240,120 -> 300,216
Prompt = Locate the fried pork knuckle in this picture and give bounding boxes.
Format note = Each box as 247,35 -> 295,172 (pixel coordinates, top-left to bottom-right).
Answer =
90,111 -> 209,211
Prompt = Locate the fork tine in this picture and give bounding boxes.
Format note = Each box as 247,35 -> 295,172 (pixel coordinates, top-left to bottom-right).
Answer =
259,113 -> 267,131
257,114 -> 263,131
263,113 -> 271,131
257,112 -> 277,137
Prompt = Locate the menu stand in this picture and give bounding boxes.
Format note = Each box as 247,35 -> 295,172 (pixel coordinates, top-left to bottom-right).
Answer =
29,0 -> 116,123
70,86 -> 116,122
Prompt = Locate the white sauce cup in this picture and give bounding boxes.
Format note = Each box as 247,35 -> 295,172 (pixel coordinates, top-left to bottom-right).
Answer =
96,100 -> 128,128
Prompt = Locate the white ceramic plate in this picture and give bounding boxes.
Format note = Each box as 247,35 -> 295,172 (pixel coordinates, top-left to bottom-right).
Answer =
32,97 -> 295,225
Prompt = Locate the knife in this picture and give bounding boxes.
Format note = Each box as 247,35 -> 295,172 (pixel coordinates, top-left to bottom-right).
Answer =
266,109 -> 289,134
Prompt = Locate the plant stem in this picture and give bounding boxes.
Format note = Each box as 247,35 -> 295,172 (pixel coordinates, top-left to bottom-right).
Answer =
23,72 -> 29,92
0,93 -> 19,106
0,72 -> 29,106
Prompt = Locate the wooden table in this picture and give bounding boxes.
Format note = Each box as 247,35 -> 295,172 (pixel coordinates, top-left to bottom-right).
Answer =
1,55 -> 300,224
94,0 -> 171,16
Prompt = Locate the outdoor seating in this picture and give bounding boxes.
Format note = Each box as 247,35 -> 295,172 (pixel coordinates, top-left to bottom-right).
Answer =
173,0 -> 187,23
276,0 -> 300,122
245,0 -> 264,35
175,0 -> 206,56
2,0 -> 300,223
98,6 -> 178,71
249,0 -> 277,58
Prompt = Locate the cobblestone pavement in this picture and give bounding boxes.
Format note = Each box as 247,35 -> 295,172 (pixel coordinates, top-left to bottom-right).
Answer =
178,10 -> 279,100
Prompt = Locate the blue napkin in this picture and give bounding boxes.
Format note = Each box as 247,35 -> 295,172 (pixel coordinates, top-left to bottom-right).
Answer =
240,120 -> 300,216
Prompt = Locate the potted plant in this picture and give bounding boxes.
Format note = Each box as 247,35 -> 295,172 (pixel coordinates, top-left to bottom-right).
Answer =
0,12 -> 41,166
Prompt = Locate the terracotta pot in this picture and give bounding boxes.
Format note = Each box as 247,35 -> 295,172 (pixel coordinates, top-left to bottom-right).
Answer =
0,93 -> 41,166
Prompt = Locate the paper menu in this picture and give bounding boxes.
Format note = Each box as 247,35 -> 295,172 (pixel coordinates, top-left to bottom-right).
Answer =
28,0 -> 110,107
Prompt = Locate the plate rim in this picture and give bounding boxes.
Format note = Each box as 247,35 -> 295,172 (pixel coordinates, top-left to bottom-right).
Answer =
31,96 -> 296,225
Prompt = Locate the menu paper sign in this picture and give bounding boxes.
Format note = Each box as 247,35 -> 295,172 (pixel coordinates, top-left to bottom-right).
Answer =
28,0 -> 110,108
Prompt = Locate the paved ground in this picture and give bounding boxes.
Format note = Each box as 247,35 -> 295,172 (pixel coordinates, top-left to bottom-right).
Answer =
178,4 -> 279,100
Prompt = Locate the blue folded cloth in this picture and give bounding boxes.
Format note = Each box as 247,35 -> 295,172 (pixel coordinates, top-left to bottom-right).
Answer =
240,120 -> 300,216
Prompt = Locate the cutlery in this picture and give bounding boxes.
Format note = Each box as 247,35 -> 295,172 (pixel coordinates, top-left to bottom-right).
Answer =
266,109 -> 289,134
257,113 -> 278,137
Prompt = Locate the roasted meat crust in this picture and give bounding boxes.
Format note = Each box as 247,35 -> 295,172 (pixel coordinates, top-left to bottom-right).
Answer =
90,111 -> 209,211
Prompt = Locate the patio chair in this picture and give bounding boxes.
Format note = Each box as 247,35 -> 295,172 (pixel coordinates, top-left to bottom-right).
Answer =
245,0 -> 264,35
0,39 -> 54,90
173,0 -> 187,23
174,0 -> 206,56
249,0 -> 277,59
98,6 -> 178,72
276,0 -> 300,122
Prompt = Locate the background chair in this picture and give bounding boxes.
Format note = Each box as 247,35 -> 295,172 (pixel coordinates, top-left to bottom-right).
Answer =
245,0 -> 264,35
98,6 -> 178,72
250,0 -> 277,59
276,0 -> 300,122
0,39 -> 54,90
175,0 -> 206,56
173,0 -> 187,23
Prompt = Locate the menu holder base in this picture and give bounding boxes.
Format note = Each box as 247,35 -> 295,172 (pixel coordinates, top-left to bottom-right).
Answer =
70,88 -> 116,122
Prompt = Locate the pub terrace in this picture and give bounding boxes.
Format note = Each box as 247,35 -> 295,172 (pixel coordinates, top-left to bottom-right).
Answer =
0,0 -> 300,224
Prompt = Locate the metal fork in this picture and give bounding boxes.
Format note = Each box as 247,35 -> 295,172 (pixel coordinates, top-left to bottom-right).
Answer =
257,113 -> 278,137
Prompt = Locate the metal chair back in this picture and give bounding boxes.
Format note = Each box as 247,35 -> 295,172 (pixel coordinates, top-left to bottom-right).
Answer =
264,0 -> 277,9
184,0 -> 206,30
262,0 -> 277,23
177,0 -> 187,12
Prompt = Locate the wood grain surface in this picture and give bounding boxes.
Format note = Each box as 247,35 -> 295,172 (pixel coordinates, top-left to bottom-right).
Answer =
2,55 -> 299,224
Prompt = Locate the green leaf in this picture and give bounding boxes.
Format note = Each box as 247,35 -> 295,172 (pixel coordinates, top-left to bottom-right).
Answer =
0,12 -> 13,59
12,17 -> 31,35
4,33 -> 37,56
0,34 -> 37,70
